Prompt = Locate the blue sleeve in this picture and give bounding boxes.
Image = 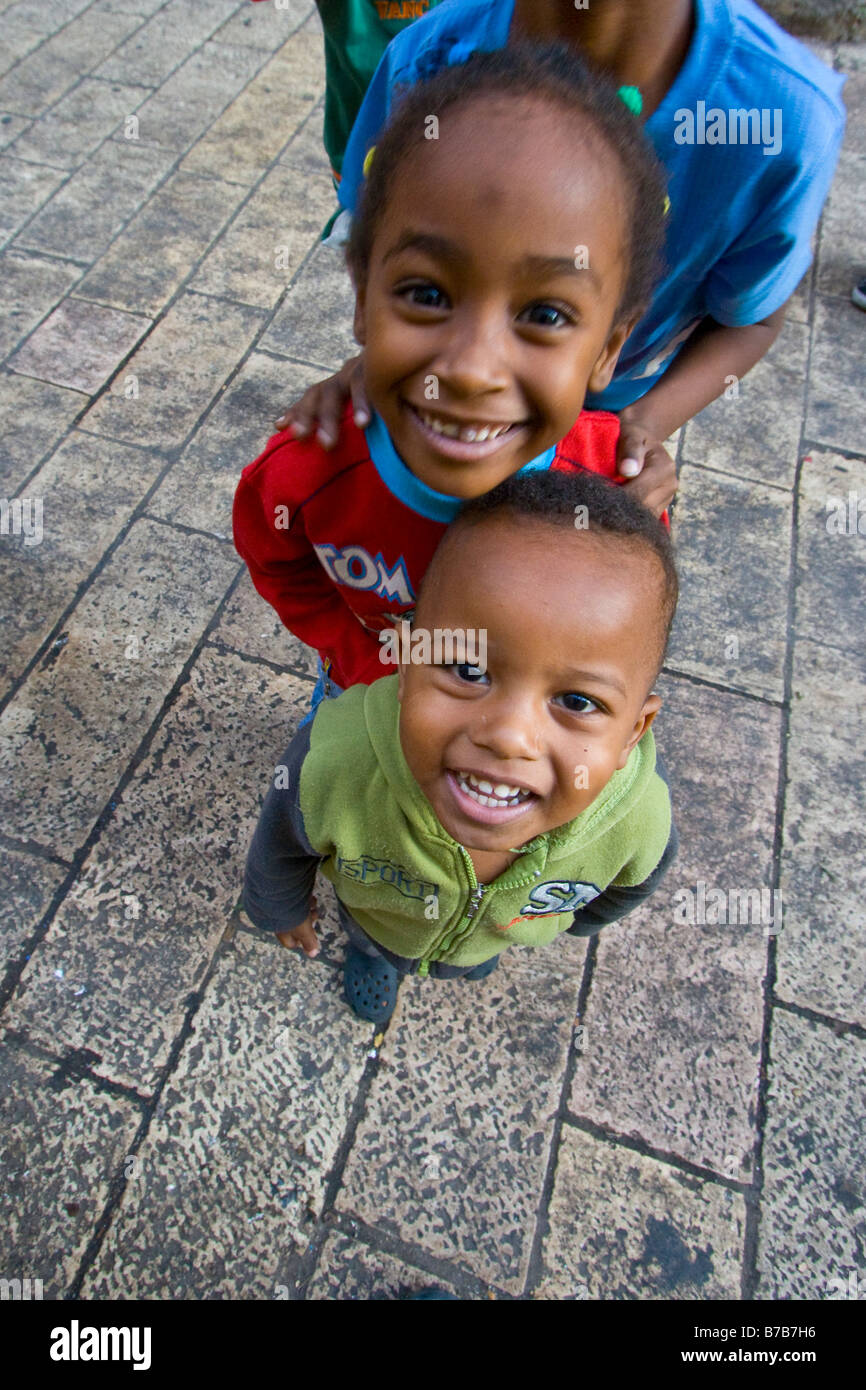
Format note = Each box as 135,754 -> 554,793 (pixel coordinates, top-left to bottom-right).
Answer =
704,107 -> 846,326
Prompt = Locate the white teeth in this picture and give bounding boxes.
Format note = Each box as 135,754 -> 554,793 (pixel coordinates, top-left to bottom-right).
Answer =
418,410 -> 511,444
456,771 -> 531,809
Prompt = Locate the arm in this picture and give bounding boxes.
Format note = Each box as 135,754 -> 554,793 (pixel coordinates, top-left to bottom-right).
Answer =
568,750 -> 679,937
615,303 -> 787,514
618,94 -> 845,505
567,817 -> 679,938
233,455 -> 386,688
620,304 -> 787,449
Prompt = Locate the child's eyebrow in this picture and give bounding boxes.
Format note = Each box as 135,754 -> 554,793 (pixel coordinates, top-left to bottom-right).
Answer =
383,232 -> 600,288
522,254 -> 601,290
556,666 -> 627,698
382,230 -> 459,266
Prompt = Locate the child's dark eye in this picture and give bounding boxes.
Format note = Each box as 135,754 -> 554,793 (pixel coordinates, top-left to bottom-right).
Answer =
399,282 -> 449,310
519,302 -> 576,329
452,663 -> 488,684
556,692 -> 599,714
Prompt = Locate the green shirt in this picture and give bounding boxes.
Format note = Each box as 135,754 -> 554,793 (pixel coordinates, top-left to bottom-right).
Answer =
315,0 -> 443,178
299,677 -> 672,971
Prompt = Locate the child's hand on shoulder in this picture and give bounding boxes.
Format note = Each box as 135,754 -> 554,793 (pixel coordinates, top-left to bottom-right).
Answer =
276,896 -> 320,958
274,354 -> 369,449
616,412 -> 678,517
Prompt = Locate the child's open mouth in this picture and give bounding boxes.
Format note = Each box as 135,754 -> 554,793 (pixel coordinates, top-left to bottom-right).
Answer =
405,403 -> 526,461
446,769 -> 538,826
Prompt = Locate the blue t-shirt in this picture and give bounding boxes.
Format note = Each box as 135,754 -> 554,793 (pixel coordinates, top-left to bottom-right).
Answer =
338,0 -> 845,411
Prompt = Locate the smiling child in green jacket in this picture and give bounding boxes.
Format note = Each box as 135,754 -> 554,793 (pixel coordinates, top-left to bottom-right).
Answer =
242,469 -> 679,1023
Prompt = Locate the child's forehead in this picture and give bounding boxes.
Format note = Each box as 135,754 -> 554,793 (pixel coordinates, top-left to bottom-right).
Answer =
425,514 -> 659,614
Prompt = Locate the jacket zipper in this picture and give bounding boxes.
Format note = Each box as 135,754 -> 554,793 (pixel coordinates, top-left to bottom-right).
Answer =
418,847 -> 484,978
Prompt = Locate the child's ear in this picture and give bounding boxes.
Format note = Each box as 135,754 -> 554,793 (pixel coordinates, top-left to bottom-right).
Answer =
587,313 -> 639,394
348,257 -> 367,347
615,692 -> 661,769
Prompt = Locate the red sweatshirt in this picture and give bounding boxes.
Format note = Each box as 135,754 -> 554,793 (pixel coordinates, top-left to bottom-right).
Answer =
233,405 -> 622,689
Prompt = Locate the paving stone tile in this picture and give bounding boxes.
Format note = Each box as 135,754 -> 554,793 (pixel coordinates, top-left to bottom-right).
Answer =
836,42 -> 866,72
180,22 -> 323,185
8,297 -> 151,393
76,169 -> 246,316
0,49 -> 79,119
838,67 -> 866,149
190,160 -> 335,307
0,845 -> 66,977
570,676 -> 778,1175
0,114 -> 32,150
9,76 -> 147,170
307,1231 -> 463,1301
278,101 -> 327,177
0,154 -> 66,243
214,1 -> 312,51
121,40 -> 265,154
794,449 -> 866,656
806,296 -> 866,453
10,4 -> 146,85
260,241 -> 356,370
95,0 -> 240,89
148,353 -> 323,537
0,1 -> 122,93
666,464 -> 791,700
16,137 -> 175,261
0,431 -> 166,689
81,292 -> 265,449
3,650 -> 316,1090
0,520 -> 239,858
0,248 -> 79,361
0,28 -> 44,79
78,935 -> 371,1297
535,1127 -> 746,1299
5,0 -> 94,28
784,263 -> 812,326
776,640 -> 866,1026
816,151 -> 865,300
337,935 -> 588,1293
756,1010 -> 866,1299
679,319 -> 809,489
96,0 -> 167,15
0,370 -> 84,494
0,1039 -> 142,1298
213,570 -> 319,679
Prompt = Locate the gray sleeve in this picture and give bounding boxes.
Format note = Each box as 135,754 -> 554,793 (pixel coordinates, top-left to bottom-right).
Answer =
567,750 -> 678,938
243,719 -> 323,934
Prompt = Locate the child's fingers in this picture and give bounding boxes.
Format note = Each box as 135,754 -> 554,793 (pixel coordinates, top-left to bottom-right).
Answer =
622,445 -> 678,515
315,378 -> 349,449
616,425 -> 648,479
348,361 -> 370,429
293,919 -> 320,958
274,403 -> 313,435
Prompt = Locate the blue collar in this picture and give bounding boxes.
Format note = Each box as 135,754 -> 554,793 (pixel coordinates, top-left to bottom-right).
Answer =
364,409 -> 557,523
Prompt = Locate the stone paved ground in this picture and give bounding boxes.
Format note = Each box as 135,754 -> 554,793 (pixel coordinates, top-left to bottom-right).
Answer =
0,2 -> 864,1302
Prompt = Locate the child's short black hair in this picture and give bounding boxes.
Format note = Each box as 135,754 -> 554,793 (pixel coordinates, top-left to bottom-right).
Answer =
432,469 -> 679,676
347,42 -> 668,323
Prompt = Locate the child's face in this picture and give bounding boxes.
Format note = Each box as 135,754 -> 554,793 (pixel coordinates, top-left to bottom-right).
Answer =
352,96 -> 633,499
398,516 -> 663,854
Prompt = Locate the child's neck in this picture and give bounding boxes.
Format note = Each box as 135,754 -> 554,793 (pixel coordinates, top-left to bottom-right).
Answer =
466,844 -> 521,886
510,0 -> 694,119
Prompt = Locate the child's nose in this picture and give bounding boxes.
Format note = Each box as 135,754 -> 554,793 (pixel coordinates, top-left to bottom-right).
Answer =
432,308 -> 511,396
470,694 -> 542,761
